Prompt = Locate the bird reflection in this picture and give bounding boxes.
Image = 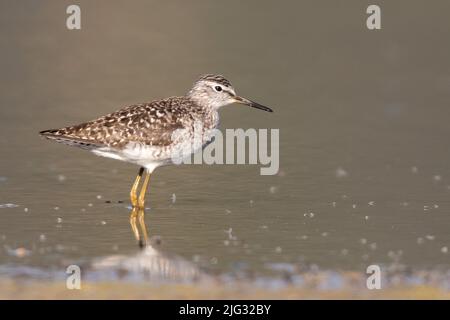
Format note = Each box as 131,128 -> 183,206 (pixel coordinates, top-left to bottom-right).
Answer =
91,207 -> 202,282
129,206 -> 148,248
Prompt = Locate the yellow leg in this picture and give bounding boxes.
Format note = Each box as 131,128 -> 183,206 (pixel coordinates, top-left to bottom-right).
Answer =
138,171 -> 150,209
129,206 -> 148,248
137,208 -> 148,247
129,206 -> 140,242
130,167 -> 144,207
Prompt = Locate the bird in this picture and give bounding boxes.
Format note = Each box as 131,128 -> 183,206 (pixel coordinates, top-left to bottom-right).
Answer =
40,74 -> 273,208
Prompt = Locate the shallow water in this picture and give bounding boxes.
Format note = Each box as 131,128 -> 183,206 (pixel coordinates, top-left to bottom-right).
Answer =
1,1 -> 450,292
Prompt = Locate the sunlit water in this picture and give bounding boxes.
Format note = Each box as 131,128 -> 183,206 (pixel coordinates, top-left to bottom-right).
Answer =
0,1 -> 449,291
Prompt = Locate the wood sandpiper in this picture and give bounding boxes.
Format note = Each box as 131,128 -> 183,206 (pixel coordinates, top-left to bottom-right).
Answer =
40,74 -> 273,208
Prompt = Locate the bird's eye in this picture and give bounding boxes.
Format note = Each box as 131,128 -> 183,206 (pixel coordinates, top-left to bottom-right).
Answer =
214,86 -> 222,92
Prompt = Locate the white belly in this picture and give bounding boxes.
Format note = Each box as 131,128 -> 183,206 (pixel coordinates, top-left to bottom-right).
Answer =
91,124 -> 218,172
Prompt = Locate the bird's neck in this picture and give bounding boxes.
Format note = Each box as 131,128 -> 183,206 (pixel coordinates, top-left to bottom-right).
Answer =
184,96 -> 219,130
184,94 -> 215,111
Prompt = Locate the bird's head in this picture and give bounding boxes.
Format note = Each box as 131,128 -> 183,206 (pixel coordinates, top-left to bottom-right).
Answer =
187,74 -> 273,112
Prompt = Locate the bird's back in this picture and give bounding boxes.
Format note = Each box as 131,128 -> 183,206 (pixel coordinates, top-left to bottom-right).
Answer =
40,96 -> 217,151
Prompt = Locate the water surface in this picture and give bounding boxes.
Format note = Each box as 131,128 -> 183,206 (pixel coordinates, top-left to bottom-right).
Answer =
0,1 -> 449,291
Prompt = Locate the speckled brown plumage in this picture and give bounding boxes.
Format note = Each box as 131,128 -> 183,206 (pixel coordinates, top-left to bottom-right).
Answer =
198,74 -> 232,88
40,74 -> 272,175
40,96 -> 216,150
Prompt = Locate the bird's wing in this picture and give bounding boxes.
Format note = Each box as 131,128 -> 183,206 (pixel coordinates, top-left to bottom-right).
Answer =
40,97 -> 191,150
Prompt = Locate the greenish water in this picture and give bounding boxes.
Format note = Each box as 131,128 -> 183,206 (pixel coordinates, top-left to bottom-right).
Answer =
0,1 -> 449,288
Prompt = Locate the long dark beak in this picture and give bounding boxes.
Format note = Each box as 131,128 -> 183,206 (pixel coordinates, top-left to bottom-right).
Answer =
234,96 -> 273,113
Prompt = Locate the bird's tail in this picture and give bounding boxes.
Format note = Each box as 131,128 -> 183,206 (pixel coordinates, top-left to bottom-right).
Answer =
39,129 -> 101,150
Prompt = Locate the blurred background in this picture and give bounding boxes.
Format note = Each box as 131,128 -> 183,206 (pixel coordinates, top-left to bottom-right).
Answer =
0,0 -> 449,297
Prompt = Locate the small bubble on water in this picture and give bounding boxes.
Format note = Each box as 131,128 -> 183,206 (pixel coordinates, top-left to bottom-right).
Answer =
54,206 -> 60,211
411,166 -> 418,174
360,238 -> 367,245
368,201 -> 375,206
332,202 -> 337,207
171,193 -> 176,203
96,195 -> 102,200
352,204 -> 357,209
24,207 -> 29,213
441,246 -> 448,254
0,203 -> 19,208
433,175 -> 442,182
275,246 -> 282,253
249,200 -> 254,206
101,220 -> 107,225
369,243 -> 377,250
365,215 -> 370,220
335,167 -> 348,178
81,208 -> 86,212
39,234 -> 46,242
425,235 -> 435,241
88,203 -> 93,207
269,186 -> 278,194
417,237 -> 424,245
304,212 -> 315,218
57,174 -> 66,182
210,257 -> 218,264
321,232 -> 328,237
56,217 -> 62,223
225,209 -> 231,214
223,240 -> 230,246
341,249 -> 349,255
433,204 -> 439,209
